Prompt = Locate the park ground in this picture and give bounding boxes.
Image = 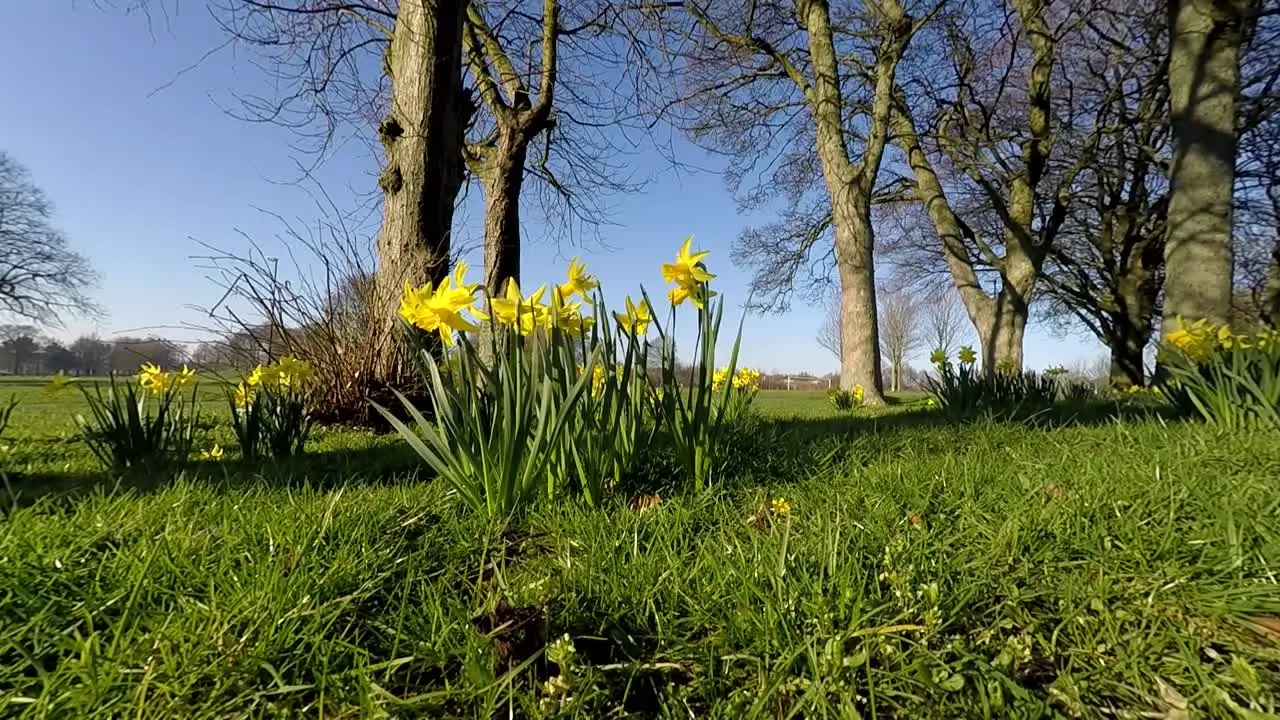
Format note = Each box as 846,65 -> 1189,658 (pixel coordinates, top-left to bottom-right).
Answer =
1,378 -> 1278,718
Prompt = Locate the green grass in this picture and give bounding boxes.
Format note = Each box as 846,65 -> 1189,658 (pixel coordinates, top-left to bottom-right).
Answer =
2,381 -> 1279,717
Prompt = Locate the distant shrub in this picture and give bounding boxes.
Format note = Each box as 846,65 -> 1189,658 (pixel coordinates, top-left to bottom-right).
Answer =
926,347 -> 1058,421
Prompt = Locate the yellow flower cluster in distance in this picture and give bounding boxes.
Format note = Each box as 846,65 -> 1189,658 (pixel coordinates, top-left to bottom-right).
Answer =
732,367 -> 762,390
138,363 -> 197,396
852,384 -> 864,404
399,262 -> 484,347
662,237 -> 717,309
200,444 -> 224,460
771,497 -> 791,515
712,367 -> 763,392
237,357 -> 315,408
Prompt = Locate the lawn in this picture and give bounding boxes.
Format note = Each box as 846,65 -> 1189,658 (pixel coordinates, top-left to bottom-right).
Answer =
1,381 -> 1278,717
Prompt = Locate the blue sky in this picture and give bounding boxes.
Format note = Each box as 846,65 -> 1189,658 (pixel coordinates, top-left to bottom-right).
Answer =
0,3 -> 1102,374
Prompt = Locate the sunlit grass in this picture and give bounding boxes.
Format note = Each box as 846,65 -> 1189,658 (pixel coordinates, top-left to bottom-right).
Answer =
1,380 -> 1278,716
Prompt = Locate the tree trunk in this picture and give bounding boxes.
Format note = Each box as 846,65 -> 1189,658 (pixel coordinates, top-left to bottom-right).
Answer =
1107,321 -> 1148,389
1265,233 -> 1280,328
890,358 -> 902,392
372,0 -> 471,388
1162,0 -> 1248,336
972,290 -> 1027,373
481,129 -> 530,295
832,208 -> 886,401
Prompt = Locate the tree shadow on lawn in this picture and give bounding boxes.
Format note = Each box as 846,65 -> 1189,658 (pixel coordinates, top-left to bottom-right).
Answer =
1,441 -> 428,510
4,398 -> 1189,510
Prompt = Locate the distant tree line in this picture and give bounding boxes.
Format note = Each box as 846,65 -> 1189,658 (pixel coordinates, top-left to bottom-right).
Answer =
0,325 -> 184,377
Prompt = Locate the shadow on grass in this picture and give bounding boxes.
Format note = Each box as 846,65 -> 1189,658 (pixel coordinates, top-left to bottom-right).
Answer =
4,398 -> 1192,511
1,441 -> 428,510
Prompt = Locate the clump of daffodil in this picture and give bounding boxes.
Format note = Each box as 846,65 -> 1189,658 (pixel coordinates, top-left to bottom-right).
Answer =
199,444 -> 224,461
138,362 -> 173,395
483,279 -> 551,336
399,262 -> 484,347
852,384 -> 865,404
1045,366 -> 1069,377
662,236 -> 717,309
613,295 -> 652,336
550,288 -> 594,336
731,367 -> 762,391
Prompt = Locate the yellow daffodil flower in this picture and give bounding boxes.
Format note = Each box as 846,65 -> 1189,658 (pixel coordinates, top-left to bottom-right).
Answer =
235,382 -> 253,408
275,357 -> 315,388
173,365 -> 197,389
662,237 -> 717,308
558,258 -> 599,301
138,363 -> 171,395
852,384 -> 864,404
613,295 -> 652,336
247,364 -> 279,387
668,281 -> 717,310
200,444 -> 224,460
45,371 -> 74,394
550,288 -> 594,336
930,348 -> 948,366
399,265 -> 484,347
484,279 -> 550,336
958,346 -> 977,365
770,497 -> 791,515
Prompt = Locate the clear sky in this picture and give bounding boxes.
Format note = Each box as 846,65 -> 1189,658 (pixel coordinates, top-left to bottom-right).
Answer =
0,3 -> 1102,374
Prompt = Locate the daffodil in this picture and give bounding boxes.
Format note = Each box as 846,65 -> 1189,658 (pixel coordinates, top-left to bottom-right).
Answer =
926,397 -> 937,408
200,444 -> 224,460
668,282 -> 717,310
662,237 -> 716,308
732,367 -> 762,391
247,364 -> 279,387
484,279 -> 550,336
771,497 -> 791,515
852,384 -> 864,404
550,288 -> 594,336
45,371 -> 74,394
958,346 -> 977,365
930,348 -> 948,366
613,295 -> 652,336
138,363 -> 171,395
173,365 -> 197,389
712,367 -> 729,391
275,357 -> 315,388
235,382 -> 253,408
399,265 -> 484,348
558,257 -> 599,301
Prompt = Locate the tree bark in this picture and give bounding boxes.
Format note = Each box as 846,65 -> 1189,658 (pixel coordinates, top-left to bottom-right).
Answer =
800,0 -> 909,403
480,129 -> 529,294
1107,319 -> 1149,388
463,0 -> 558,297
372,0 -> 471,388
1163,0 -> 1249,335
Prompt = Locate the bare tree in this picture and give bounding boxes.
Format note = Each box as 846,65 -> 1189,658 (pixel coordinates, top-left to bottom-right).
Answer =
1034,4 -> 1169,388
1162,0 -> 1260,336
889,0 -> 1101,373
920,285 -> 968,357
878,283 -> 922,391
816,292 -> 842,362
635,0 -> 937,403
0,152 -> 99,327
